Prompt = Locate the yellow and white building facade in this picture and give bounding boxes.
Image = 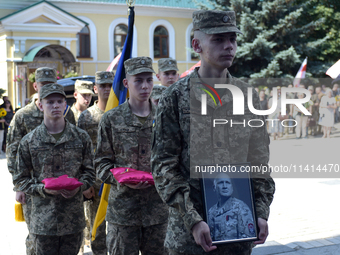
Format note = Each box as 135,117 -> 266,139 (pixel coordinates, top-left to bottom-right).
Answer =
0,0 -> 202,107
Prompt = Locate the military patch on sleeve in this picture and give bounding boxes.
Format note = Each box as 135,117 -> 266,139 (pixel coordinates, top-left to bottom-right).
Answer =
153,119 -> 155,127
248,223 -> 255,234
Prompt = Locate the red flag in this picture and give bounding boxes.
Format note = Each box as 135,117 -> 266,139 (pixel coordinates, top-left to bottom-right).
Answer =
293,57 -> 307,87
106,53 -> 121,71
180,61 -> 201,78
93,5 -> 134,242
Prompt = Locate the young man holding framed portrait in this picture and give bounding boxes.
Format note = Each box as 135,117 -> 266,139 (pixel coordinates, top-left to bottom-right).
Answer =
152,10 -> 275,255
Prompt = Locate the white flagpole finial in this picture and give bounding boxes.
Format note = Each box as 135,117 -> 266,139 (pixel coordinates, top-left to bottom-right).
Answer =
126,0 -> 135,7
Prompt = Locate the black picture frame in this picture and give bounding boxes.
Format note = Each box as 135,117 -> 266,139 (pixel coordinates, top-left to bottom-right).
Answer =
200,163 -> 258,245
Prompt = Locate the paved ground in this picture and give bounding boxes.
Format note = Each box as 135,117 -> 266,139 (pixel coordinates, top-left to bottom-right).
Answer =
252,123 -> 340,254
1,124 -> 340,254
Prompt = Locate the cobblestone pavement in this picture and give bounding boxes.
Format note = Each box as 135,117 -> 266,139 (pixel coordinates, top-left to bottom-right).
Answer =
1,124 -> 340,254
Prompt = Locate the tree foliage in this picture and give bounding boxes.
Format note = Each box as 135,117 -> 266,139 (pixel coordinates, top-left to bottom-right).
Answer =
195,0 -> 333,80
295,0 -> 340,62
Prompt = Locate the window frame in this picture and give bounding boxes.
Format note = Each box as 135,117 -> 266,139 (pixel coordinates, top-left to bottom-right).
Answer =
77,26 -> 91,58
113,24 -> 128,58
153,26 -> 169,58
148,19 -> 175,60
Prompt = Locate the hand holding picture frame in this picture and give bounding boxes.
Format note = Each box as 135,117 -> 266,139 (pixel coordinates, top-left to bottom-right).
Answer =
200,163 -> 258,245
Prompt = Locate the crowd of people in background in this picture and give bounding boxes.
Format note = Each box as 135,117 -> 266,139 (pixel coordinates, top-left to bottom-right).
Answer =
2,81 -> 338,155
257,82 -> 340,140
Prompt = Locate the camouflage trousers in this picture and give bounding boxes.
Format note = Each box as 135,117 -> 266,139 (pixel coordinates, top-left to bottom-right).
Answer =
22,195 -> 35,255
33,231 -> 83,255
85,188 -> 107,255
106,222 -> 167,255
167,242 -> 253,255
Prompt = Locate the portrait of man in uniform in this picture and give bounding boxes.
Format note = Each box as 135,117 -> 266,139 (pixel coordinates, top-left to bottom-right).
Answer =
202,171 -> 258,244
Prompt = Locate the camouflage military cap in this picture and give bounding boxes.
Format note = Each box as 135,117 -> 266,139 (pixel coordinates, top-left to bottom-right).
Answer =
150,85 -> 167,100
124,57 -> 155,76
75,80 -> 94,95
158,58 -> 179,72
95,71 -> 114,85
39,83 -> 66,100
193,10 -> 242,35
35,67 -> 57,83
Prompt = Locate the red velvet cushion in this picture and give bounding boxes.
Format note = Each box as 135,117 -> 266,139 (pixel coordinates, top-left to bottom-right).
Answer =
42,175 -> 83,190
110,167 -> 154,185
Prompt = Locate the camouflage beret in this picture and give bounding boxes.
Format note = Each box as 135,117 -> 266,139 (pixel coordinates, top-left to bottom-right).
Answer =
158,58 -> 179,72
95,71 -> 114,85
39,83 -> 66,100
75,80 -> 94,95
150,85 -> 167,100
193,10 -> 242,35
124,57 -> 155,76
35,67 -> 57,83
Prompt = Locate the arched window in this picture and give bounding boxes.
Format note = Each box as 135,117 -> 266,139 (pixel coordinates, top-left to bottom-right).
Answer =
77,26 -> 91,58
190,29 -> 199,60
153,26 -> 169,58
114,24 -> 128,58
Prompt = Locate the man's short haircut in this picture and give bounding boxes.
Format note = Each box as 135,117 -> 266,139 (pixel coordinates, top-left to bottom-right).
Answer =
125,73 -> 131,80
193,30 -> 206,41
213,173 -> 233,191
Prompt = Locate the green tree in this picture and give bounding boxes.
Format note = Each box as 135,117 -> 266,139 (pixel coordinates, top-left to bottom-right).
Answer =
295,0 -> 340,64
195,0 -> 330,82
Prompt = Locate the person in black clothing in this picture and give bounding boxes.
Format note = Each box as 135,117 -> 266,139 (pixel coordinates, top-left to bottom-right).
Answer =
3,100 -> 14,152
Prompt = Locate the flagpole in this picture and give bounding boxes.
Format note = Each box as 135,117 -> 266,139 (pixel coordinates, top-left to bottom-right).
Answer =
91,0 -> 135,242
293,57 -> 308,88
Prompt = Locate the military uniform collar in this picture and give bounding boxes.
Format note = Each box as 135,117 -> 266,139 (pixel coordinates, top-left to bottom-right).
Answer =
31,99 -> 43,117
216,196 -> 235,214
93,100 -> 104,114
39,120 -> 75,145
122,99 -> 155,128
191,67 -> 234,109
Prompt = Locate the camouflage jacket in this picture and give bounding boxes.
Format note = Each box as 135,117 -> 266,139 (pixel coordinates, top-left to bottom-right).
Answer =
71,103 -> 81,124
6,99 -> 76,177
311,93 -> 320,118
78,101 -> 104,189
151,68 -> 275,254
78,101 -> 104,150
95,100 -> 168,227
208,197 -> 255,241
13,121 -> 95,236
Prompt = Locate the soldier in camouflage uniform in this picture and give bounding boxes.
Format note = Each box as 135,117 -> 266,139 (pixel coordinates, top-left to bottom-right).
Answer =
78,71 -> 114,255
150,85 -> 167,106
208,173 -> 255,241
6,67 -> 76,255
13,83 -> 95,255
151,10 -> 275,255
95,57 -> 168,255
156,58 -> 179,87
71,80 -> 94,124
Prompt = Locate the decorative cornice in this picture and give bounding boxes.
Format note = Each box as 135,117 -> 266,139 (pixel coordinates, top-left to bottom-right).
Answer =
6,36 -> 76,41
0,1 -> 196,19
56,2 -> 195,18
0,1 -> 87,33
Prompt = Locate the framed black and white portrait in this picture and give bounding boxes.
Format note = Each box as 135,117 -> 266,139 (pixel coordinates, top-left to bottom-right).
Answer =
200,163 -> 258,245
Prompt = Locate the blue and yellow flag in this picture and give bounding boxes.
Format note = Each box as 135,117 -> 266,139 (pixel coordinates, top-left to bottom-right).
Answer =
91,5 -> 134,241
